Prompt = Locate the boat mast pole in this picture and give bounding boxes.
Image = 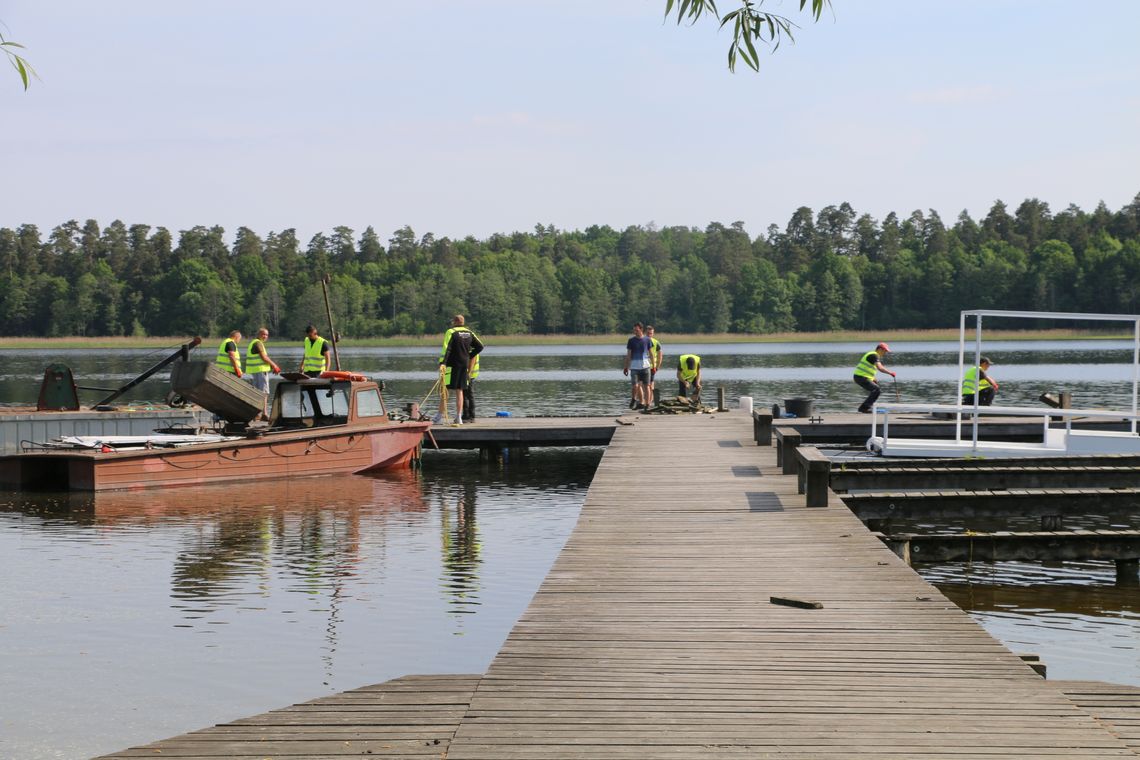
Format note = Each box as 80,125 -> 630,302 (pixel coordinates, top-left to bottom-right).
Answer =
971,315 -> 982,453
92,336 -> 203,409
321,273 -> 341,372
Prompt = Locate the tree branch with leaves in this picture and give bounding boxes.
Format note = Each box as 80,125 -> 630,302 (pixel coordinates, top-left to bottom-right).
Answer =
665,0 -> 831,72
2,25 -> 37,90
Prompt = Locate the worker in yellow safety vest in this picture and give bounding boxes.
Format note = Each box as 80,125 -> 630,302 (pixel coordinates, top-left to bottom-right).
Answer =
245,327 -> 281,419
216,330 -> 243,378
437,315 -> 484,425
854,342 -> 895,413
647,325 -> 663,403
440,332 -> 482,422
962,357 -> 999,407
299,324 -> 332,377
676,354 -> 702,399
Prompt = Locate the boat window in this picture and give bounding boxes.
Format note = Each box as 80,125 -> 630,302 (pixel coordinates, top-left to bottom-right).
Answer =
314,384 -> 350,418
276,384 -> 311,420
356,388 -> 385,418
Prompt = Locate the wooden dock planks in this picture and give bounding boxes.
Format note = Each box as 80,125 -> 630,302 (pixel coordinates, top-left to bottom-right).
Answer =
1058,681 -> 1140,754
96,411 -> 1138,759
446,412 -> 1136,759
94,674 -> 481,759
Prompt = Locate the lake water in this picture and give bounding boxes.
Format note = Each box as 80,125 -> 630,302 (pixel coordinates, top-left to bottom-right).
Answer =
1,339 -> 1138,759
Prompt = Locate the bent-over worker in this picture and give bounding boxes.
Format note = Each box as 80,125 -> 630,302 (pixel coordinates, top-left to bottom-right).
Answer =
962,357 -> 998,407
854,342 -> 895,413
677,354 -> 702,399
299,325 -> 332,378
217,330 -> 243,378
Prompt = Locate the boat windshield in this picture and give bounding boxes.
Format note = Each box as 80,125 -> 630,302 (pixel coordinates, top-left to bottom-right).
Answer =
273,382 -> 351,427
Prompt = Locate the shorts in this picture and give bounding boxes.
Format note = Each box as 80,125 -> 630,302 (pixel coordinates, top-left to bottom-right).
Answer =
446,363 -> 469,390
630,368 -> 651,386
247,372 -> 270,394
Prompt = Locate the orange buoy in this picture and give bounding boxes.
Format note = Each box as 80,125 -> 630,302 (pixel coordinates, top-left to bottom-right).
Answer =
320,370 -> 368,382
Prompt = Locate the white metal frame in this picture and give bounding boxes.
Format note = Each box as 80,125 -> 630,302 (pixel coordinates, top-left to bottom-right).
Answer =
877,309 -> 1140,454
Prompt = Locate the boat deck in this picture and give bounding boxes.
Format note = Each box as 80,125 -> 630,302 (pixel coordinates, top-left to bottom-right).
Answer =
99,411 -> 1137,758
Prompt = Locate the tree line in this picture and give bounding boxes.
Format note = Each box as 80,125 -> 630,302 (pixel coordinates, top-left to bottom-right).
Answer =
2,194 -> 1139,339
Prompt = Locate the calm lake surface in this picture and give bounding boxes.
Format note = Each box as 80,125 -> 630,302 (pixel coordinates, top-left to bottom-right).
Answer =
1,339 -> 1138,759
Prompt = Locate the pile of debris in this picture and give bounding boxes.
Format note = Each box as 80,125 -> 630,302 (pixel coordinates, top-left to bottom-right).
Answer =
642,396 -> 718,415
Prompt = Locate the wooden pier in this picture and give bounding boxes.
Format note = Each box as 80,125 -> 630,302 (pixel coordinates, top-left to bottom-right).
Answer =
101,410 -> 1138,758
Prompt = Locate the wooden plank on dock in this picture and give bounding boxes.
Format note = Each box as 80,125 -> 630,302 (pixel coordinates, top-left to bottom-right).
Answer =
445,412 -> 1133,758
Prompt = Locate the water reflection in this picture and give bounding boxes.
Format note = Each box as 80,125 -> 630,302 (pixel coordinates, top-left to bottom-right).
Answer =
440,481 -> 482,615
920,561 -> 1140,685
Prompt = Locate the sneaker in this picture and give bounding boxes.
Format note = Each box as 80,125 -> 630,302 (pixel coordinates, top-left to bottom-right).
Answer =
857,408 -> 871,414
431,412 -> 443,423
629,399 -> 637,410
451,419 -> 462,426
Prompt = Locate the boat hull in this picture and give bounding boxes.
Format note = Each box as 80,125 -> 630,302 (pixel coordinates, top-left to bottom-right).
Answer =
0,421 -> 430,491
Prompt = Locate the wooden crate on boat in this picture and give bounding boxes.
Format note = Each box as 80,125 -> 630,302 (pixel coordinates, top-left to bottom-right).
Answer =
170,361 -> 263,423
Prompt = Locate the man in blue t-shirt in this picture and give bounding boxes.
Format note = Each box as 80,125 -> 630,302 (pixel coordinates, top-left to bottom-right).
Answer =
623,322 -> 653,411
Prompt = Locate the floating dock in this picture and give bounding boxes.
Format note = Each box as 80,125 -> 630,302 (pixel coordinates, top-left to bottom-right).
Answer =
100,411 -> 1137,758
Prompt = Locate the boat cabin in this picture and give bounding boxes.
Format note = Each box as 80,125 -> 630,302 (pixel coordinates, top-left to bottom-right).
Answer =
271,377 -> 388,430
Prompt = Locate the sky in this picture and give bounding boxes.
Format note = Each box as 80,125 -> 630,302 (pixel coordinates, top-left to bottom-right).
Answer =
4,1 -> 1140,245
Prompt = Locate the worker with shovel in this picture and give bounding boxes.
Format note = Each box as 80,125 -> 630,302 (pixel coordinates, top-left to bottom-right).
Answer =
854,342 -> 896,413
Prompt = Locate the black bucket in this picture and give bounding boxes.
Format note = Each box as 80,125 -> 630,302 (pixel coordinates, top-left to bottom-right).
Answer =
783,398 -> 814,418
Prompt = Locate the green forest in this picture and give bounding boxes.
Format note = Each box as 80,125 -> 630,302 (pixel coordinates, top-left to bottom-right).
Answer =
2,194 -> 1139,338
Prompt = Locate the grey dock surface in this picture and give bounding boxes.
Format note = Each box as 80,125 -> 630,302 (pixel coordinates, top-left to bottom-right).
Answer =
100,411 -> 1138,759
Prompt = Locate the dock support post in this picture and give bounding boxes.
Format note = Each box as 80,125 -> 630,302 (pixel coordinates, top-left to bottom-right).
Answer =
753,411 -> 773,446
717,387 -> 727,412
780,430 -> 801,475
1117,558 -> 1139,585
794,446 -> 832,508
806,461 -> 830,508
884,536 -> 911,565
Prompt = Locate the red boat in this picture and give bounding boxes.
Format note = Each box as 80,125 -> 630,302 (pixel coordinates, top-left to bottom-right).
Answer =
0,374 -> 430,492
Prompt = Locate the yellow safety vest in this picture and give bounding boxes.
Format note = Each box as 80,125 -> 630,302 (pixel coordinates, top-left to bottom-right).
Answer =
649,338 -> 660,368
962,366 -> 992,394
678,354 -> 701,383
246,339 -> 270,374
302,336 -> 328,373
854,351 -> 879,380
216,339 -> 240,374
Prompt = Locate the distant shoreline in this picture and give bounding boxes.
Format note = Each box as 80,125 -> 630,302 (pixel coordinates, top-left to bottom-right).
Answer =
0,328 -> 1130,350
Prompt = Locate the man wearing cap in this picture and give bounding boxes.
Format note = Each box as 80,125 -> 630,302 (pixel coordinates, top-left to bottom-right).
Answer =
853,342 -> 896,413
962,357 -> 999,407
